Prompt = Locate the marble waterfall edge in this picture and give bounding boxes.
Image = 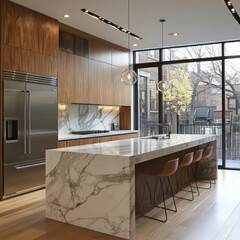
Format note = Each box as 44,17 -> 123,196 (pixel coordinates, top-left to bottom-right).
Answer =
45,150 -> 135,239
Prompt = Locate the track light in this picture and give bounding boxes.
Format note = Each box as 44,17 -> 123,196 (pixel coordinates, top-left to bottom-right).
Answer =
81,8 -> 143,40
224,0 -> 240,24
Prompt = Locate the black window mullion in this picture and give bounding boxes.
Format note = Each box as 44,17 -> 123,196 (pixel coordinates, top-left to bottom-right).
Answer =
222,43 -> 226,168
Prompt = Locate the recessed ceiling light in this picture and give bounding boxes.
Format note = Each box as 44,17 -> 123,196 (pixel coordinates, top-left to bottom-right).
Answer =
168,32 -> 180,37
64,14 -> 70,18
133,43 -> 138,47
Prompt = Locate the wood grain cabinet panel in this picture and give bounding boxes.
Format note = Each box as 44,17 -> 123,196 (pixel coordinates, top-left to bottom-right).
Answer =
4,2 -> 38,52
111,65 -> 131,106
111,47 -> 128,68
3,45 -> 57,76
37,14 -> 58,57
58,133 -> 138,148
4,1 -> 58,56
88,59 -> 112,105
3,1 -> 58,76
89,40 -> 112,64
58,51 -> 89,103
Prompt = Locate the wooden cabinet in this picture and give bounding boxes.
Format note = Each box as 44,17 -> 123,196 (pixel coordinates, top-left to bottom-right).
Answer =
88,60 -> 112,105
58,51 -> 89,103
58,56 -> 130,106
3,1 -> 58,76
111,65 -> 131,106
58,133 -> 138,148
89,39 -> 111,64
3,45 -> 57,76
4,1 -> 58,56
112,47 -> 128,68
58,137 -> 99,148
58,24 -> 130,106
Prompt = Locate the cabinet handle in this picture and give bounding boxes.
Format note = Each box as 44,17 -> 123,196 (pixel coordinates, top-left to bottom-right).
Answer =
24,90 -> 27,154
26,91 -> 31,154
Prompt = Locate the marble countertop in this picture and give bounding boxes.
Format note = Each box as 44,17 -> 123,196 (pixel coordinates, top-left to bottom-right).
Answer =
46,133 -> 216,239
53,134 -> 216,164
58,130 -> 138,141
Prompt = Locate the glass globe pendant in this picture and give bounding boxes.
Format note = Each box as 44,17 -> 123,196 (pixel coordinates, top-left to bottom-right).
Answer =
121,65 -> 138,85
157,19 -> 168,92
157,80 -> 167,92
120,0 -> 138,86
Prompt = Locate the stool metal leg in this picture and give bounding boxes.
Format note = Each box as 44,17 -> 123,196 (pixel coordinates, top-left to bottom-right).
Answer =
154,176 -> 177,222
191,164 -> 200,196
140,175 -> 177,222
197,158 -> 212,189
167,176 -> 177,212
175,166 -> 194,201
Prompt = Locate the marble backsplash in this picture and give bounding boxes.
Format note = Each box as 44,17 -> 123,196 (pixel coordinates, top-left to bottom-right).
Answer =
58,104 -> 120,136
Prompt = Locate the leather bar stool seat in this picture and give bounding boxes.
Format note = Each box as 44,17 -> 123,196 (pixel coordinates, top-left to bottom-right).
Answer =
199,146 -> 215,189
191,149 -> 204,196
140,158 -> 179,222
175,152 -> 194,201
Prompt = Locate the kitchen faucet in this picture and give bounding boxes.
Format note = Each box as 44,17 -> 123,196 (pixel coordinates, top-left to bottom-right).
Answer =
148,122 -> 171,138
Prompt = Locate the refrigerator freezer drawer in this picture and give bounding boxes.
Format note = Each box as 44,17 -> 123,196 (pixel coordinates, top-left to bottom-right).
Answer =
4,160 -> 45,196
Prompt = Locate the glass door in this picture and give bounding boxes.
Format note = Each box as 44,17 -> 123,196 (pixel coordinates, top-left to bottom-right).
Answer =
225,58 -> 240,169
138,67 -> 159,137
163,61 -> 223,167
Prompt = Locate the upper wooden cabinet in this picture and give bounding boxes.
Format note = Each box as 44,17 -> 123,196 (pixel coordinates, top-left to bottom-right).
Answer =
88,59 -> 112,105
89,39 -> 112,64
3,1 -> 58,76
58,25 -> 130,106
112,47 -> 129,68
58,51 -> 89,103
111,65 -> 131,106
4,1 -> 58,57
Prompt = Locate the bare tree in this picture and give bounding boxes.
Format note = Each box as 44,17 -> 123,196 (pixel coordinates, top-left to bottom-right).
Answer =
185,45 -> 240,117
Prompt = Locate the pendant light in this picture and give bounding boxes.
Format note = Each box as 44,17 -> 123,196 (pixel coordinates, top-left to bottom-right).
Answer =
157,19 -> 166,92
121,0 -> 138,86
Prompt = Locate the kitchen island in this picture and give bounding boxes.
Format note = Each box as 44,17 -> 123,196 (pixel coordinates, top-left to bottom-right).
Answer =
46,134 -> 216,239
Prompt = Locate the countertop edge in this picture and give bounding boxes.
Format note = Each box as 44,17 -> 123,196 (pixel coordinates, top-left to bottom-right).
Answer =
58,130 -> 139,141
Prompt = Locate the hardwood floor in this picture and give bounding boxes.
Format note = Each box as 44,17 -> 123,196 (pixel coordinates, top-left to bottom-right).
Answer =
1,170 -> 240,240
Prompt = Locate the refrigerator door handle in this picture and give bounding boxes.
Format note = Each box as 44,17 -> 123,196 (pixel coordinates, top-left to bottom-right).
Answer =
14,161 -> 45,170
24,90 -> 27,154
26,91 -> 31,154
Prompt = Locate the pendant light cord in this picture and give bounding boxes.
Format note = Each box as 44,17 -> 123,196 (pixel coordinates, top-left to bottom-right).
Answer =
160,19 -> 165,49
128,0 -> 131,68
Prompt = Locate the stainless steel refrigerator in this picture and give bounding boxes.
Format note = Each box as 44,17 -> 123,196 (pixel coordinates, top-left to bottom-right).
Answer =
3,70 -> 58,197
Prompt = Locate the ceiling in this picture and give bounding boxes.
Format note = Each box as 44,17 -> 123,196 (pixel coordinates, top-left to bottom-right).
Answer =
11,0 -> 240,50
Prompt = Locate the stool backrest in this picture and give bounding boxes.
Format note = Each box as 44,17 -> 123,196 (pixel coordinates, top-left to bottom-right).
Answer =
179,152 -> 194,167
162,158 -> 179,176
193,149 -> 204,163
203,146 -> 213,159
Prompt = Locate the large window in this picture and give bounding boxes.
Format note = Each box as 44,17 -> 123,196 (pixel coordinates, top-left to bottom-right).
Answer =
163,43 -> 222,61
134,40 -> 240,170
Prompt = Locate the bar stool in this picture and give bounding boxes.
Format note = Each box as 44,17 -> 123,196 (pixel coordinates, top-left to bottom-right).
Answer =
140,158 -> 179,222
198,146 -> 215,189
191,149 -> 204,196
175,152 -> 194,201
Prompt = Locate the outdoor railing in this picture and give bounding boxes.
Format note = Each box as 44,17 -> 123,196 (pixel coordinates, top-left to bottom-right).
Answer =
178,123 -> 240,160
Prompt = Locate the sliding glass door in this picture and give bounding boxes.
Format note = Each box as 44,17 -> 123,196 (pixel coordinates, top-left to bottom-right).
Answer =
138,67 -> 159,137
225,57 -> 240,169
